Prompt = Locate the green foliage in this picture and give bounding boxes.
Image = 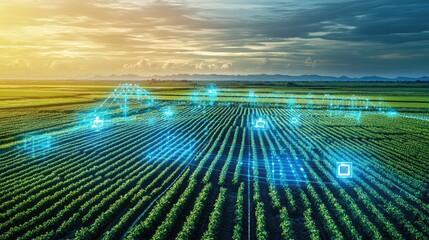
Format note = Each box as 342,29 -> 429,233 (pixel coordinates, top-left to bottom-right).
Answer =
202,187 -> 228,239
176,183 -> 212,240
232,183 -> 245,240
1,83 -> 428,240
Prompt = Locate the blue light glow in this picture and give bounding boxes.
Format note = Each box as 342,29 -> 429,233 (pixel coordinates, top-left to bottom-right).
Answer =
207,88 -> 219,97
163,108 -> 175,118
22,134 -> 53,158
291,116 -> 300,124
287,96 -> 295,109
323,94 -> 399,124
91,115 -> 104,131
248,90 -> 257,106
336,162 -> 353,178
190,90 -> 200,104
90,83 -> 154,123
387,110 -> 398,117
306,93 -> 314,109
269,153 -> 307,186
254,117 -> 267,129
206,85 -> 219,106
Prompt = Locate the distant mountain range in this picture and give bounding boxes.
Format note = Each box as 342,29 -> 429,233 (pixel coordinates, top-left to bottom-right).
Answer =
91,74 -> 429,81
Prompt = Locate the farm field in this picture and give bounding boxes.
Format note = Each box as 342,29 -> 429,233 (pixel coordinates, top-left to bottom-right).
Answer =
0,80 -> 429,240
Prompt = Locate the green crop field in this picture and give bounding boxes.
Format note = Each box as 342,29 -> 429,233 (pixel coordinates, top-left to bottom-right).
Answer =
0,80 -> 428,240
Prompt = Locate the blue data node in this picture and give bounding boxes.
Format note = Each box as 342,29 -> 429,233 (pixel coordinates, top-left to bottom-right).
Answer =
336,162 -> 353,178
254,117 -> 267,129
207,85 -> 219,96
91,115 -> 104,131
207,88 -> 218,96
163,108 -> 175,118
291,116 -> 300,124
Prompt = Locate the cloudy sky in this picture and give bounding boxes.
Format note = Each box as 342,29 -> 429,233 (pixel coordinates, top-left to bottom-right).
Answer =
0,0 -> 428,78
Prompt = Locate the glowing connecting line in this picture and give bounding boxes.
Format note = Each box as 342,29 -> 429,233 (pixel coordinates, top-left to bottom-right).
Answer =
322,94 -> 400,124
267,152 -> 309,186
306,93 -> 314,108
206,85 -> 219,106
92,83 -> 154,121
287,96 -> 295,109
91,116 -> 104,131
399,114 -> 429,121
254,117 -> 267,129
248,90 -> 257,106
336,162 -> 353,178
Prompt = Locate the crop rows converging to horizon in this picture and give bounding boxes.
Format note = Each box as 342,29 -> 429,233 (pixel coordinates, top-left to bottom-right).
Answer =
0,86 -> 429,240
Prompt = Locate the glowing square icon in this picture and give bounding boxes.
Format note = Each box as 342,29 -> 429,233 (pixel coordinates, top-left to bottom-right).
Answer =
254,118 -> 267,129
336,162 -> 352,178
91,116 -> 104,130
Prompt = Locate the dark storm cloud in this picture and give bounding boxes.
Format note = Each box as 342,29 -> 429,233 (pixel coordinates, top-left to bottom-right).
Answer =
235,0 -> 429,44
206,0 -> 428,76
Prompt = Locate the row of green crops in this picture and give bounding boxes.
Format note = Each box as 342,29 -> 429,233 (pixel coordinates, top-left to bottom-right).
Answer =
1,102 -> 428,239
